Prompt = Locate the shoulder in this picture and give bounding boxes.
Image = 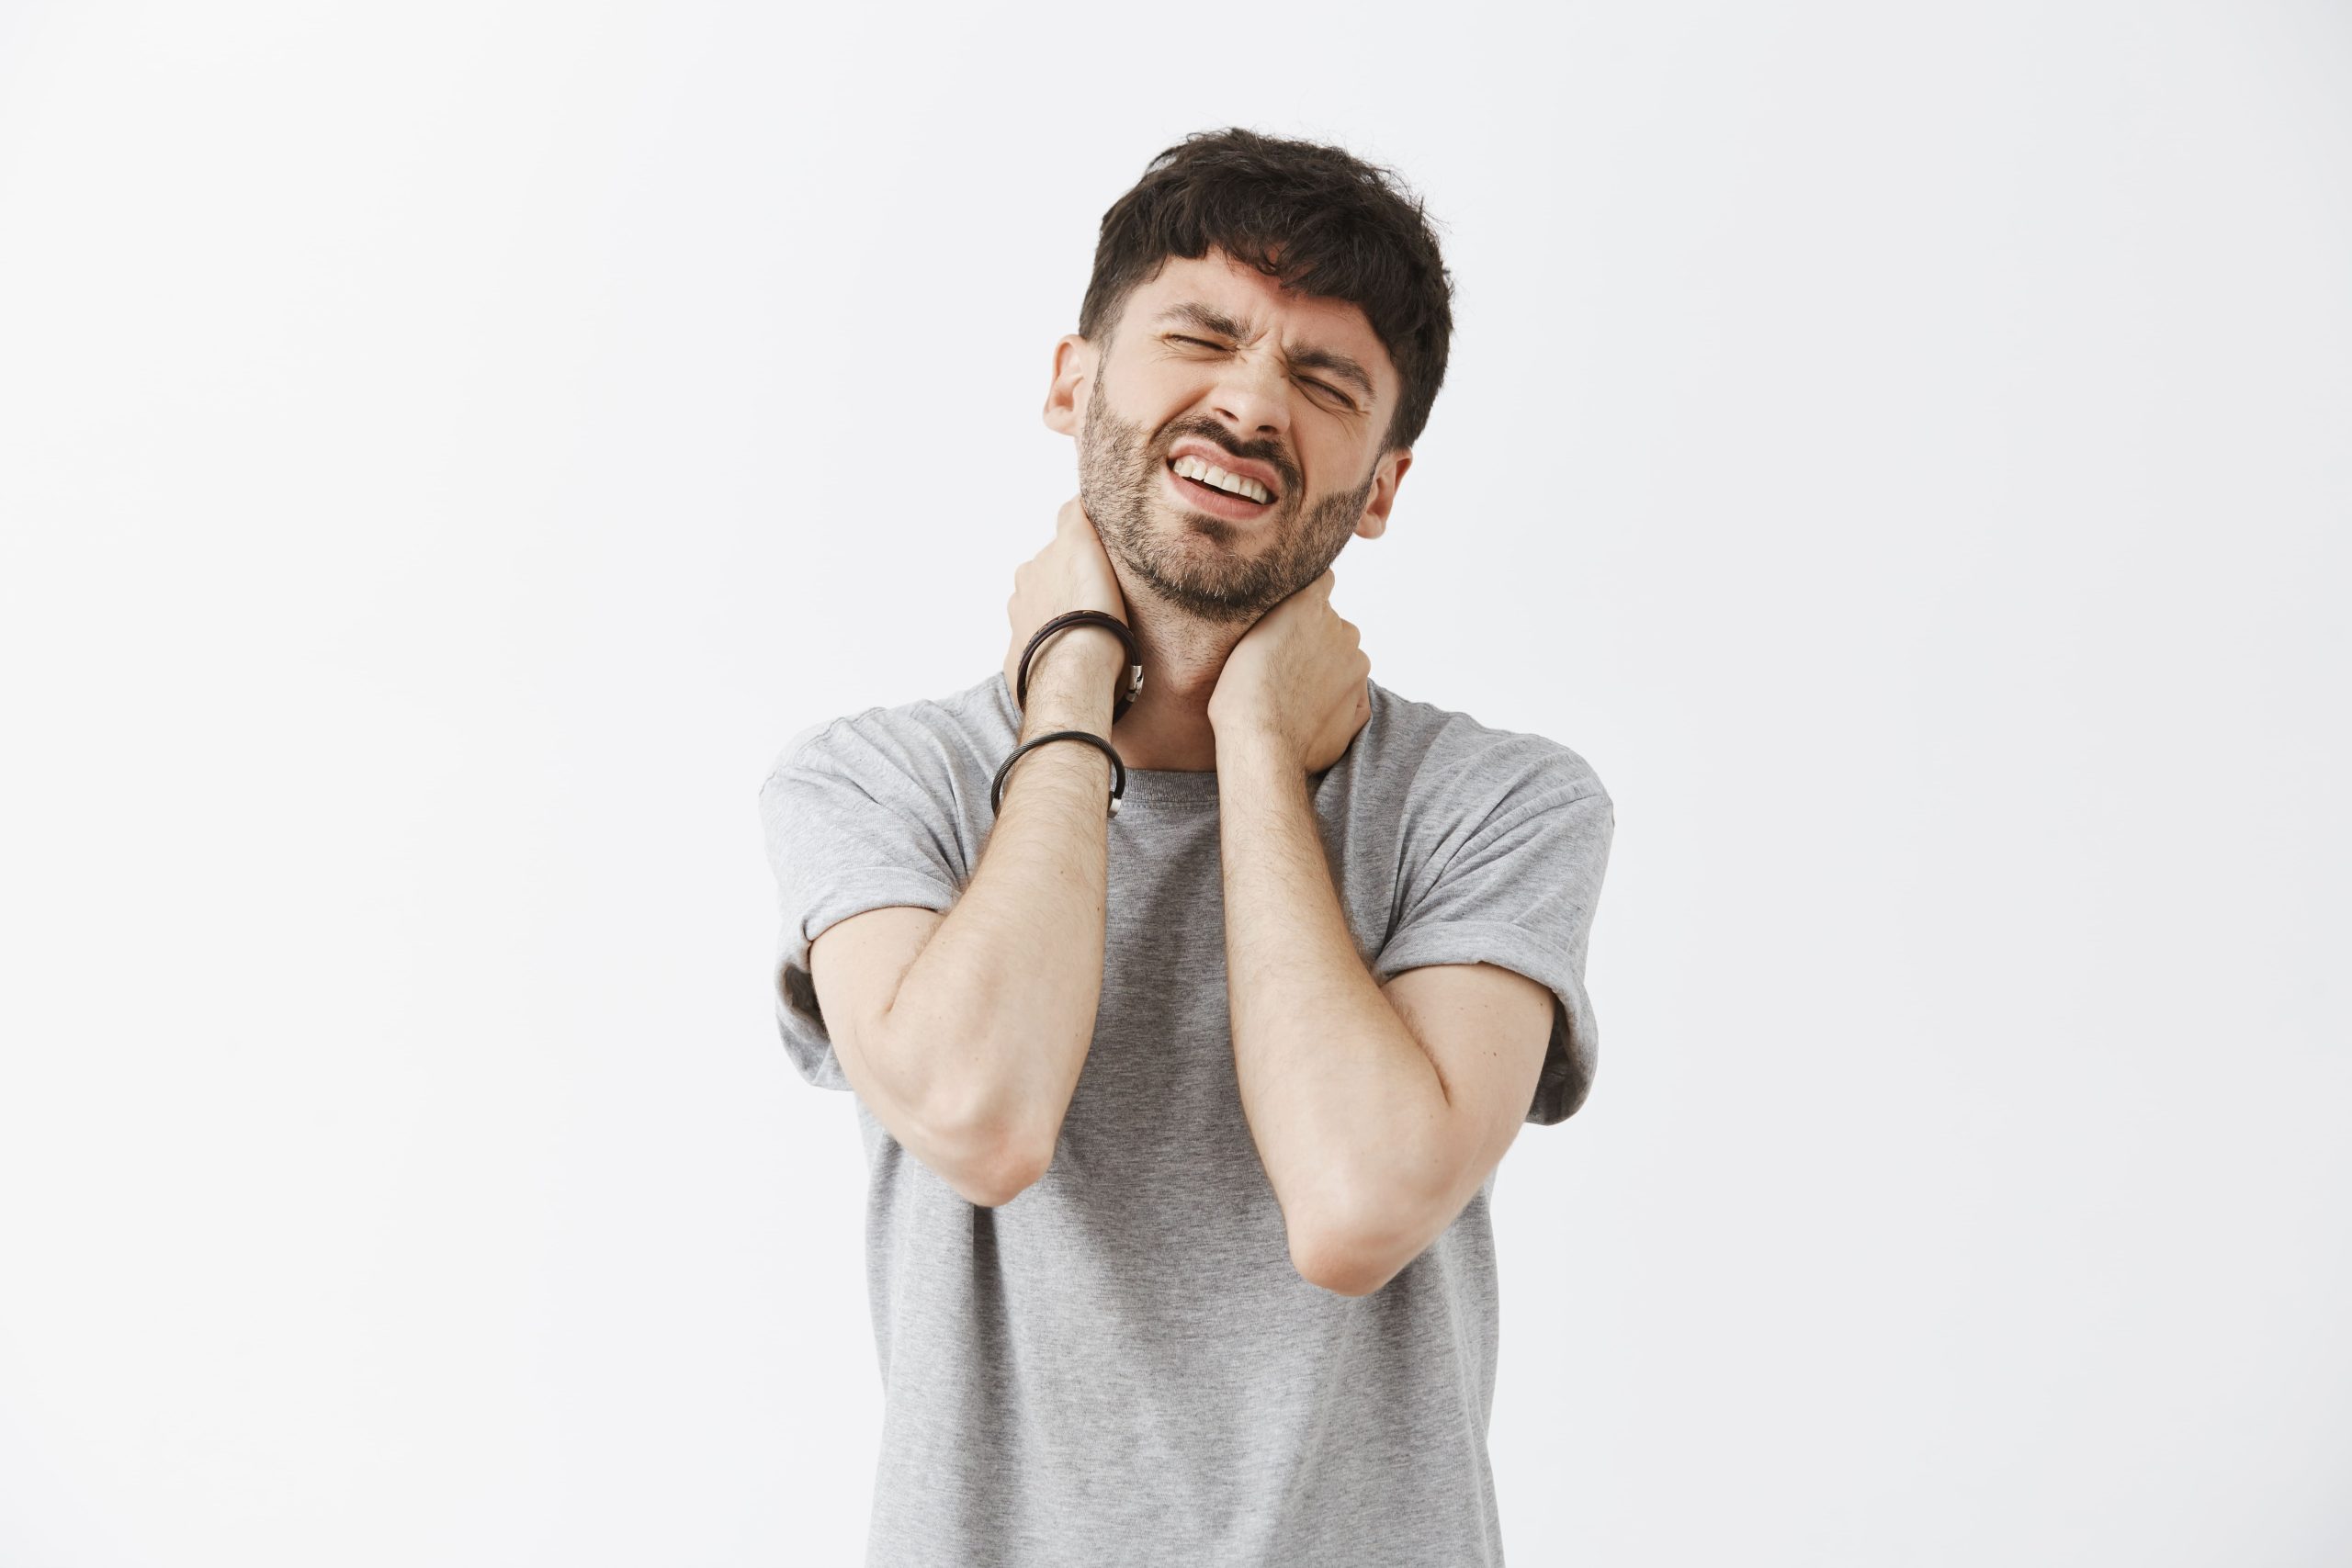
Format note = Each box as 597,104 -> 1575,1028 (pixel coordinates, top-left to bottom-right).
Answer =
1362,679 -> 1609,814
762,671 -> 1017,796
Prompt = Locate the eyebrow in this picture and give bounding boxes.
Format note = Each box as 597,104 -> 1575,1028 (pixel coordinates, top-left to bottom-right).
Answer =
1152,301 -> 1378,406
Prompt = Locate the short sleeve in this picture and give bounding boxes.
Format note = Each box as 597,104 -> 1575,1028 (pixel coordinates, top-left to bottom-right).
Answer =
757,718 -> 967,1091
1371,771 -> 1615,1126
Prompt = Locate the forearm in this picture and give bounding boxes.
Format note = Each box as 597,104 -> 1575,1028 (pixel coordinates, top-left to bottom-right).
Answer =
1216,734 -> 1450,1254
875,637 -> 1121,1181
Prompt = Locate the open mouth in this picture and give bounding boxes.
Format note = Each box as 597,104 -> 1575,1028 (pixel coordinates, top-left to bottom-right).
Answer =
1165,457 -> 1276,516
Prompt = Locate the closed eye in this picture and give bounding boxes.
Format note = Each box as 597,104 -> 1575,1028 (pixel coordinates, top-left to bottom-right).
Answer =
1168,335 -> 1352,406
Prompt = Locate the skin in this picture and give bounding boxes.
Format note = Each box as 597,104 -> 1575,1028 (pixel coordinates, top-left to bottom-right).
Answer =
1013,247 -> 1414,775
985,247 -> 1538,1291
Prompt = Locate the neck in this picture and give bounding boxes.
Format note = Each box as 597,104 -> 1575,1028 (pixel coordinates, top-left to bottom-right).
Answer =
1103,581 -> 1248,774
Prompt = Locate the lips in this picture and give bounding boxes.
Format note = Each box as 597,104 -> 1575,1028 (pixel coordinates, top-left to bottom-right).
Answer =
1165,439 -> 1283,500
1164,457 -> 1276,522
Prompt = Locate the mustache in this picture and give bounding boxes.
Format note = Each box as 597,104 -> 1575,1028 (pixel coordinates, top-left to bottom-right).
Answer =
1156,426 -> 1295,491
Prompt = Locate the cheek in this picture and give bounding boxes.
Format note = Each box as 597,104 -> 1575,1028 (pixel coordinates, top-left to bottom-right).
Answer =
1299,437 -> 1363,496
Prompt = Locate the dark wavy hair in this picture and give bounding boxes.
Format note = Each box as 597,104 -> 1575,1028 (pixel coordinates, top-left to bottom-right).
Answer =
1078,127 -> 1455,457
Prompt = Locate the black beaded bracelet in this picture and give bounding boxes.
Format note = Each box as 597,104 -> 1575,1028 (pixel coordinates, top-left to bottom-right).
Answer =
990,729 -> 1127,818
1016,610 -> 1144,723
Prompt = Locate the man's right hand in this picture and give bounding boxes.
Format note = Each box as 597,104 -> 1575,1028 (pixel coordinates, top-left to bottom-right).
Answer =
1004,494 -> 1131,704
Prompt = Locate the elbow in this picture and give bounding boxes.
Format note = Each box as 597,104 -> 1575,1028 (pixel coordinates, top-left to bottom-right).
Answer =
1288,1218 -> 1406,1299
922,1104 -> 1055,1210
1287,1161 -> 1453,1296
879,1016 -> 1081,1210
1287,1169 -> 1437,1297
953,1139 -> 1051,1209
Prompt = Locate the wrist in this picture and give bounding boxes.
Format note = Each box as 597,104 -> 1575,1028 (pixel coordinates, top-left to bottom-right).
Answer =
1023,623 -> 1127,724
1213,722 -> 1295,779
1022,658 -> 1118,741
1030,621 -> 1127,681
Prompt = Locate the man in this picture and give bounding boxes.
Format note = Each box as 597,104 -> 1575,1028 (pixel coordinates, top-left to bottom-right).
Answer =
760,127 -> 1614,1566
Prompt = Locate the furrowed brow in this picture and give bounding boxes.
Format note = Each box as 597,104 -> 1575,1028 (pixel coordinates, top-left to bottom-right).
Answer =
1286,344 -> 1376,404
1156,301 -> 1250,341
1153,301 -> 1378,406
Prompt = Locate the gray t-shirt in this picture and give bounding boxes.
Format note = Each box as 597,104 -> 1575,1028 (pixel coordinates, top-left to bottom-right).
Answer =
759,670 -> 1613,1567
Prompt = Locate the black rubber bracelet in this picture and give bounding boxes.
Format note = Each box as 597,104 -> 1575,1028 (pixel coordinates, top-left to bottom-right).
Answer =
990,729 -> 1127,818
1017,611 -> 1144,723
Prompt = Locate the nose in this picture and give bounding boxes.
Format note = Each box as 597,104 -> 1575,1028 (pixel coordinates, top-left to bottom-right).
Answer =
1205,342 -> 1291,440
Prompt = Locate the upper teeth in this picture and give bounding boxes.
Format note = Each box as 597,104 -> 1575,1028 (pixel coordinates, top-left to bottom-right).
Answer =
1172,455 -> 1271,503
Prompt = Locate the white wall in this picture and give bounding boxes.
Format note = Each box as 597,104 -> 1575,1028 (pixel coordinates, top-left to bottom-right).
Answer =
2,2 -> 2346,1562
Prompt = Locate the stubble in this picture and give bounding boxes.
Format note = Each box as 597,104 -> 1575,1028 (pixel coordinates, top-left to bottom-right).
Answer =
1077,378 -> 1376,627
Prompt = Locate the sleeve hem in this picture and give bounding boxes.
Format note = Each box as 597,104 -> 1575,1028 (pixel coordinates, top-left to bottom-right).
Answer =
1374,918 -> 1599,1126
775,868 -> 963,1092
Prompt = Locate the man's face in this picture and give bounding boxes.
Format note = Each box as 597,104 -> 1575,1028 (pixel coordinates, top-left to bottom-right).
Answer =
1059,249 -> 1409,626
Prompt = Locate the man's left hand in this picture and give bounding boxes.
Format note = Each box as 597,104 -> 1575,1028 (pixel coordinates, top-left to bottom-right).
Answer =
1207,567 -> 1373,776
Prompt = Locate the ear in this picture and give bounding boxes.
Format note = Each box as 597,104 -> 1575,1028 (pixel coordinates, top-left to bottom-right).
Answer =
1043,333 -> 1094,438
1353,449 -> 1412,540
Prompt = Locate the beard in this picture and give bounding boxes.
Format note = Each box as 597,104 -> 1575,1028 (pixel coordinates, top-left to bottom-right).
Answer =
1078,382 -> 1378,627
